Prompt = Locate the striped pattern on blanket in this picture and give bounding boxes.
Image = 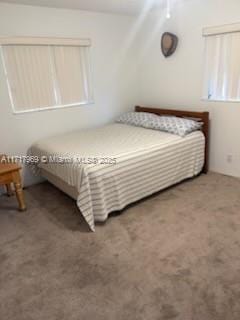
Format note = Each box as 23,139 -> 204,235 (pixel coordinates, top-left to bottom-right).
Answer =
30,124 -> 205,231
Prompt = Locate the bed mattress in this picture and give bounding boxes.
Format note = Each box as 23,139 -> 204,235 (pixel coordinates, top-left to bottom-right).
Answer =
30,123 -> 205,231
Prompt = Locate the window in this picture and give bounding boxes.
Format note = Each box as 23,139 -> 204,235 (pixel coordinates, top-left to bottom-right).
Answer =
203,23 -> 240,102
0,37 -> 94,113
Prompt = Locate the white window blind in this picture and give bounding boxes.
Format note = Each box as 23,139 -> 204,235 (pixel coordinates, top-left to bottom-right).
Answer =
53,46 -> 93,106
0,37 -> 93,113
203,24 -> 240,102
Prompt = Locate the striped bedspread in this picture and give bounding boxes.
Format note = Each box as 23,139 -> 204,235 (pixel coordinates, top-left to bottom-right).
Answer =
30,123 -> 205,231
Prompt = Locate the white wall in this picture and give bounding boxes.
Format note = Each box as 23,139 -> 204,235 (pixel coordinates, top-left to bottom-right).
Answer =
138,0 -> 240,178
0,2 -> 140,186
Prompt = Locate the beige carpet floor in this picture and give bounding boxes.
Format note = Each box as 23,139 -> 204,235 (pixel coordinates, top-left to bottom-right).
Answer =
1,172 -> 240,320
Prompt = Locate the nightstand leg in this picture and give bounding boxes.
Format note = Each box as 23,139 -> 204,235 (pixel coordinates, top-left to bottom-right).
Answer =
14,181 -> 26,212
6,183 -> 13,196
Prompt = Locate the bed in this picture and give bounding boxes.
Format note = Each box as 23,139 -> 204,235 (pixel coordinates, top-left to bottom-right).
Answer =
29,106 -> 209,231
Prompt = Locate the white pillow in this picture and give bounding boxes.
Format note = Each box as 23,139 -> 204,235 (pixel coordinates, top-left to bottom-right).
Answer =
147,115 -> 203,137
115,112 -> 155,128
116,112 -> 203,137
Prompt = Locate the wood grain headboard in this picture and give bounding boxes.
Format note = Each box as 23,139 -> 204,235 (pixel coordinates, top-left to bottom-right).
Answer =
135,106 -> 209,174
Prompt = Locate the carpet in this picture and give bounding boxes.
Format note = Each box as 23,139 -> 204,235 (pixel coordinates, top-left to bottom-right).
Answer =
1,172 -> 240,320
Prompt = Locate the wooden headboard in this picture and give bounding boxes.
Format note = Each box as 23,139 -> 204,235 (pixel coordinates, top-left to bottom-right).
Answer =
135,106 -> 209,174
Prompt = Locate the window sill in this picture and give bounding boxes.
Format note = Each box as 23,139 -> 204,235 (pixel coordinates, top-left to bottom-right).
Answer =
12,101 -> 95,115
201,98 -> 240,103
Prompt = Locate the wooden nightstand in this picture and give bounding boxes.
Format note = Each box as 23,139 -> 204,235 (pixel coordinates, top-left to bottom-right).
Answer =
0,155 -> 26,211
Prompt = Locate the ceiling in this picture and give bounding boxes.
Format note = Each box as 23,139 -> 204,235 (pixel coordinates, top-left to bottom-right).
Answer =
0,0 -> 166,15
